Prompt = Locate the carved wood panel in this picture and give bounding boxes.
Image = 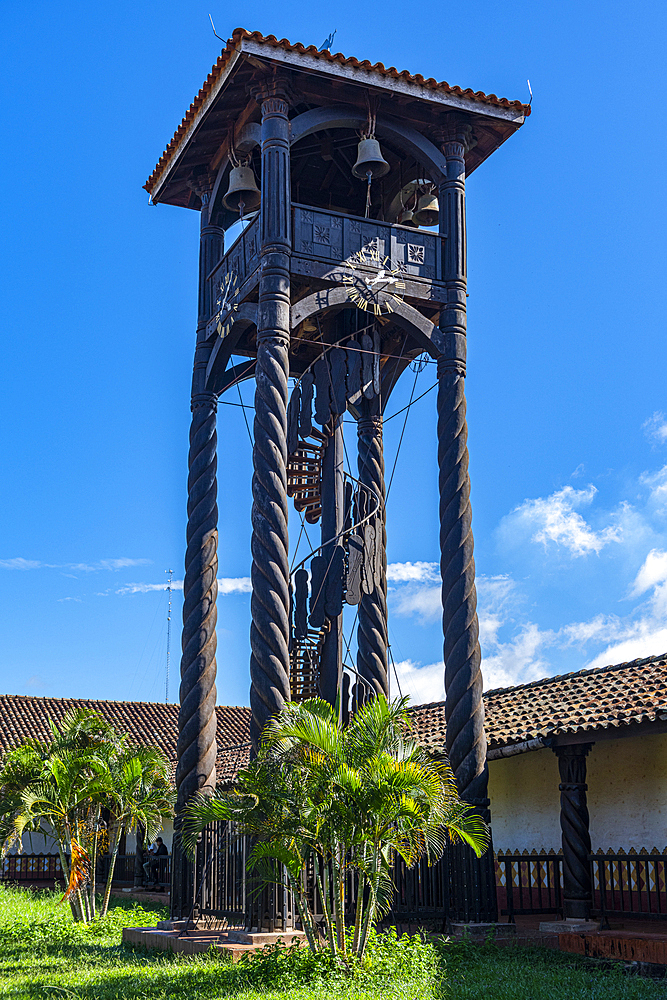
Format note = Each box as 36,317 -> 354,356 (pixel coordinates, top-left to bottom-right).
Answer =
293,205 -> 441,281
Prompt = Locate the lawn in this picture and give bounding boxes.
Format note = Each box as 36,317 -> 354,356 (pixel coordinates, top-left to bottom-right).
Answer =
0,883 -> 665,999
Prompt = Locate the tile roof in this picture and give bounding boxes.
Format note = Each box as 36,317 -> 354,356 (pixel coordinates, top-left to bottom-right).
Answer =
145,27 -> 531,196
4,653 -> 663,778
410,653 -> 667,752
0,695 -> 251,783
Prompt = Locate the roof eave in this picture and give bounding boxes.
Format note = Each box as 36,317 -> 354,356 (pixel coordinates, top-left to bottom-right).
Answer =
241,37 -> 528,124
147,34 -> 528,203
149,45 -> 244,204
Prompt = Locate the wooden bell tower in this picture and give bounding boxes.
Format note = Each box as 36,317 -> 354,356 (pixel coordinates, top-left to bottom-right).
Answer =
145,28 -> 530,923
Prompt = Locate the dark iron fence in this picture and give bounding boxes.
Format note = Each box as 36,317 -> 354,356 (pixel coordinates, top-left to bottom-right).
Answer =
7,843 -> 667,928
195,821 -> 248,927
388,852 -> 451,925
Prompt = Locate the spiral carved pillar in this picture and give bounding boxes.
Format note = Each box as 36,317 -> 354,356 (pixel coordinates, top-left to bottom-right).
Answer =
319,414 -> 345,707
554,744 -> 594,919
249,89 -> 292,749
356,412 -> 388,702
171,181 -> 221,918
436,121 -> 496,923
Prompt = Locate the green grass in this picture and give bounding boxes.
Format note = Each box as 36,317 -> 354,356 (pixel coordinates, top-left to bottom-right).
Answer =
0,883 -> 665,999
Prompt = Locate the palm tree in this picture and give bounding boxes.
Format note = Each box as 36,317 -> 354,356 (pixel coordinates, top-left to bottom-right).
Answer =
98,746 -> 174,918
0,709 -> 174,923
0,709 -> 117,922
182,695 -> 488,962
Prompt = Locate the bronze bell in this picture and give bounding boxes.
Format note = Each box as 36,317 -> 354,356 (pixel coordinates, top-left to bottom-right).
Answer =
398,207 -> 419,228
413,189 -> 439,226
351,137 -> 390,180
223,164 -> 261,213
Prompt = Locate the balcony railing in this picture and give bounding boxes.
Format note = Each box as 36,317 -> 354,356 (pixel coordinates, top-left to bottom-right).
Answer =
205,204 -> 445,329
292,204 -> 443,283
497,849 -> 667,923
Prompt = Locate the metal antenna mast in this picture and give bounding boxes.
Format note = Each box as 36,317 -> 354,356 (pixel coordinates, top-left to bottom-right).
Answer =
165,569 -> 174,703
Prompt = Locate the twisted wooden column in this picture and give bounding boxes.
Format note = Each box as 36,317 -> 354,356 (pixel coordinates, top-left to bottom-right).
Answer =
171,178 -> 221,920
249,90 -> 292,748
172,390 -> 219,916
437,121 -> 496,923
356,413 -> 388,701
437,359 -> 486,809
555,744 -> 593,919
319,414 -> 345,707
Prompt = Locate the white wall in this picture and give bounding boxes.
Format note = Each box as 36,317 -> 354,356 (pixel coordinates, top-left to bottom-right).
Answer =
489,747 -> 561,852
125,818 -> 174,853
15,818 -> 175,857
488,732 -> 667,854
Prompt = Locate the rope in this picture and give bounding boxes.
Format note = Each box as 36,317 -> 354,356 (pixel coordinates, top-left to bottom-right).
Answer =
386,364 -> 421,502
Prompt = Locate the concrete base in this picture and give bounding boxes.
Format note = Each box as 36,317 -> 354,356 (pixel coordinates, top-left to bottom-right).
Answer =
123,924 -> 306,958
539,918 -> 599,934
227,929 -> 306,946
448,922 -> 517,941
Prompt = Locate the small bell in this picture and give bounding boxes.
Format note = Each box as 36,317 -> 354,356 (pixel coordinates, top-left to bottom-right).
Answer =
223,164 -> 261,213
351,137 -> 390,180
398,207 -> 419,228
413,190 -> 439,227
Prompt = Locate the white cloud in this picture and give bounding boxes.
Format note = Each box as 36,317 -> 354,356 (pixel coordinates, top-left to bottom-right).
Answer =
387,561 -> 441,623
643,412 -> 667,445
631,549 -> 667,596
640,466 -> 667,514
116,577 -> 252,596
70,558 -> 151,573
57,596 -> 82,603
482,623 -> 553,691
0,558 -> 44,570
393,659 -> 444,705
0,556 -> 151,573
218,577 -> 252,595
501,484 -> 621,556
387,561 -> 439,583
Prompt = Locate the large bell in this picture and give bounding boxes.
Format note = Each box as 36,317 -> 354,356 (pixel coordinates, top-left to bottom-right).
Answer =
223,164 -> 261,213
351,137 -> 390,180
398,207 -> 419,228
413,190 -> 439,226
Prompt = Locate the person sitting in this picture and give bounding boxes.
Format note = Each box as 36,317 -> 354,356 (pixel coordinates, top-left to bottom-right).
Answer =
142,837 -> 168,887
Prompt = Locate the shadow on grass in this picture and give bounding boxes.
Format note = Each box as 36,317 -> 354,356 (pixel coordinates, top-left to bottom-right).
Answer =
434,938 -> 666,1000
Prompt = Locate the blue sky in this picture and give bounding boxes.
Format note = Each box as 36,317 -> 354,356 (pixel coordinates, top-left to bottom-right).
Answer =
1,1 -> 666,709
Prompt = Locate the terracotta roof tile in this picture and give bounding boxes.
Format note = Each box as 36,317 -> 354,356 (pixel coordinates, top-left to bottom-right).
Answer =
145,27 -> 531,196
410,653 -> 667,753
0,695 -> 251,784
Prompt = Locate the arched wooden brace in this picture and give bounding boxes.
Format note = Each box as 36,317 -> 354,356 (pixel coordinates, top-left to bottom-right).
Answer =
289,106 -> 447,184
205,302 -> 259,390
208,359 -> 257,398
291,287 -> 443,357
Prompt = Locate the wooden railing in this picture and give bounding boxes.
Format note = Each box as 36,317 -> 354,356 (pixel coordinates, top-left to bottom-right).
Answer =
593,851 -> 667,922
1,852 -> 169,888
497,849 -> 667,922
1,853 -> 64,883
496,852 -> 563,920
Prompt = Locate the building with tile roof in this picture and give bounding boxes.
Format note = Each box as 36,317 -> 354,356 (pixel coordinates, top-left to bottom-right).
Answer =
411,654 -> 667,859
2,653 -> 665,878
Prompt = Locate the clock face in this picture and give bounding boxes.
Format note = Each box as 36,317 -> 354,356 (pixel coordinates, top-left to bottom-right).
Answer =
341,245 -> 406,316
213,270 -> 240,340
